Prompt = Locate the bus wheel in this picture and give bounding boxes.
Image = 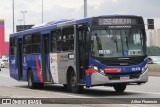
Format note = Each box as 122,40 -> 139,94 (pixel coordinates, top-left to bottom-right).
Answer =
113,83 -> 127,92
69,71 -> 83,93
27,70 -> 36,89
36,83 -> 44,89
63,84 -> 67,89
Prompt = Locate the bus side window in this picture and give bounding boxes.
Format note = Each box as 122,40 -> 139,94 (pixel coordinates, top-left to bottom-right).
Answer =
23,35 -> 32,54
10,37 -> 17,56
51,29 -> 61,52
62,26 -> 74,52
32,33 -> 41,54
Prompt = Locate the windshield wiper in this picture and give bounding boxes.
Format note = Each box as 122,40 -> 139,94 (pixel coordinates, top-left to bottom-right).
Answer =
125,36 -> 129,50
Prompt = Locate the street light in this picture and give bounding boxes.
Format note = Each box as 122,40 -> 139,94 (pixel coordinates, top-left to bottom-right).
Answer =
12,0 -> 15,33
21,11 -> 27,30
42,0 -> 44,23
84,0 -> 87,18
21,10 -> 27,25
17,19 -> 23,25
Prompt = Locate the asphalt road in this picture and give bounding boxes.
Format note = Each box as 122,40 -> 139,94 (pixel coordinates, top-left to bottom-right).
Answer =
0,68 -> 160,106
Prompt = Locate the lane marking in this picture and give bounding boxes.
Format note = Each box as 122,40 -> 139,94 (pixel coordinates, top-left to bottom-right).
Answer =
0,85 -> 91,98
91,86 -> 160,95
89,87 -> 160,95
126,89 -> 160,95
0,75 -> 10,78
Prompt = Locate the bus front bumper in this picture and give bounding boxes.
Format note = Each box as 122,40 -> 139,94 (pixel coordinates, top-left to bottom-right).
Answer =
90,68 -> 148,86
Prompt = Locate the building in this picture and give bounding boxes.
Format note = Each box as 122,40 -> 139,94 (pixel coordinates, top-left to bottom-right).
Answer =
16,25 -> 34,32
0,19 -> 5,57
146,29 -> 160,47
0,19 -> 9,58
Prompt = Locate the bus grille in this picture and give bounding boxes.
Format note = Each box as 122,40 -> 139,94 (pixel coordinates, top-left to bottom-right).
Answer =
107,72 -> 141,80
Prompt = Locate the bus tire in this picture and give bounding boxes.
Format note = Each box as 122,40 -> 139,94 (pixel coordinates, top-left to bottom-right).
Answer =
63,84 -> 67,89
69,71 -> 83,93
36,83 -> 44,89
27,70 -> 36,89
113,83 -> 127,92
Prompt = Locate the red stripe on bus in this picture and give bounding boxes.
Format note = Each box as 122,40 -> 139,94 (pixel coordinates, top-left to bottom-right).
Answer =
104,68 -> 119,73
36,56 -> 43,83
85,68 -> 96,73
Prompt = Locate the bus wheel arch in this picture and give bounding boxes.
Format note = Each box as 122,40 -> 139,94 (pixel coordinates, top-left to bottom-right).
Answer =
66,66 -> 75,90
27,68 -> 35,89
27,67 -> 44,89
27,67 -> 32,81
67,66 -> 83,93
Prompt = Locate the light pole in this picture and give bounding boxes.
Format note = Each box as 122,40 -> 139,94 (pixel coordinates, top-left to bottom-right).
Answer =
17,19 -> 23,25
21,11 -> 27,30
12,0 -> 15,33
21,11 -> 27,25
84,0 -> 87,18
42,0 -> 44,23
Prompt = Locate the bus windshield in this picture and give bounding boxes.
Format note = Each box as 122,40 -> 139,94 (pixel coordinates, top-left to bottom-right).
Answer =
91,28 -> 146,58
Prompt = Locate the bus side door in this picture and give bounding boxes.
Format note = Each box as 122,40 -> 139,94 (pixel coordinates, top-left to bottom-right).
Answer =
41,32 -> 52,82
76,23 -> 90,84
17,38 -> 23,80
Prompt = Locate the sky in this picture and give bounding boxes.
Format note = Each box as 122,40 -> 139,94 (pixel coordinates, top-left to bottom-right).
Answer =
0,0 -> 160,41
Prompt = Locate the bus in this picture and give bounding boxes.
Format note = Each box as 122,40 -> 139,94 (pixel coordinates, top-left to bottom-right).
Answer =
9,15 -> 148,93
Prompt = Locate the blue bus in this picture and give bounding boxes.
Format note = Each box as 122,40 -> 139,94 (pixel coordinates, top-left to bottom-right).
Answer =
9,15 -> 148,93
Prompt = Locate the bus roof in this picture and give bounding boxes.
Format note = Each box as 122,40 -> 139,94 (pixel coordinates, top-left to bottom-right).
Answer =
10,14 -> 141,37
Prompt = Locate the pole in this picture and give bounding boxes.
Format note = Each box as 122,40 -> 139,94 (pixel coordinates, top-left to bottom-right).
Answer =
13,0 -> 15,33
42,0 -> 43,23
21,11 -> 27,30
17,19 -> 23,25
84,0 -> 87,18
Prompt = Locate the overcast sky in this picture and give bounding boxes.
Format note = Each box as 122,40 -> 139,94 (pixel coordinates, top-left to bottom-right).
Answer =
0,0 -> 160,41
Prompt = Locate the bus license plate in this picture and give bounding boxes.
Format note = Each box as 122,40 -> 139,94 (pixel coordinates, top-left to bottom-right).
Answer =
120,76 -> 130,80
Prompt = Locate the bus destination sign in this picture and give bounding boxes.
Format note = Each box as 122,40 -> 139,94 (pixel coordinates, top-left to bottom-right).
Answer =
98,18 -> 137,25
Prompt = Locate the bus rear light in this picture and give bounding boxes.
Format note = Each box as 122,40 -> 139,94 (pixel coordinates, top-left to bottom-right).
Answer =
104,68 -> 122,73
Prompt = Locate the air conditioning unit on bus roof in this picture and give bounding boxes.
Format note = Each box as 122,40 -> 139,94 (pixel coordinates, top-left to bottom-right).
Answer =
31,23 -> 46,28
31,19 -> 74,29
46,19 -> 74,25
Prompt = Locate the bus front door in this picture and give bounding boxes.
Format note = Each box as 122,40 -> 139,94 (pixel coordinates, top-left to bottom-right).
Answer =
76,24 -> 89,84
42,34 -> 51,82
17,38 -> 23,80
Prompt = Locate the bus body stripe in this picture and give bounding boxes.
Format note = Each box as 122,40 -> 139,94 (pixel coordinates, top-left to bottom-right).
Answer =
36,56 -> 43,83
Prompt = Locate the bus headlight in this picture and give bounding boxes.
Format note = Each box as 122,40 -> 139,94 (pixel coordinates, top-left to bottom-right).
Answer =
93,66 -> 98,71
142,64 -> 148,73
93,66 -> 105,76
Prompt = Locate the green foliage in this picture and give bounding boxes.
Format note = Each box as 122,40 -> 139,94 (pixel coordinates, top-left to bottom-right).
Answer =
147,46 -> 160,56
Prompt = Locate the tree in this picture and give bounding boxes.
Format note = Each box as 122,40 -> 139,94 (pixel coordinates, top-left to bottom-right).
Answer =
147,46 -> 160,56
